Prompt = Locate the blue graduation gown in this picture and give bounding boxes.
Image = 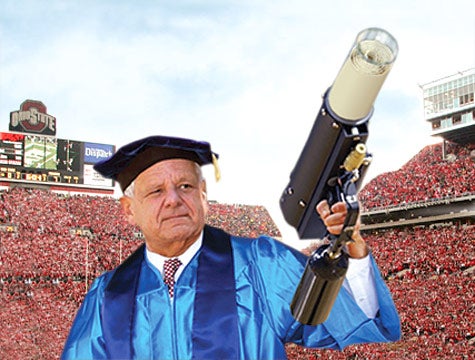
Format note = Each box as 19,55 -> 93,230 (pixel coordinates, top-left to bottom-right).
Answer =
62,233 -> 400,359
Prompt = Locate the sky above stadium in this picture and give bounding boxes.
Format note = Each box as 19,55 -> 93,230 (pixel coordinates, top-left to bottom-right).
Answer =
1,0 -> 474,248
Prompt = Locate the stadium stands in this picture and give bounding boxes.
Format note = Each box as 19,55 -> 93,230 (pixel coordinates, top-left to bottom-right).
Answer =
1,141 -> 474,359
359,142 -> 475,210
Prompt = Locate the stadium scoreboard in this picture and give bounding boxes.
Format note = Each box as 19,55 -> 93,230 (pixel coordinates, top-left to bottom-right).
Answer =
1,100 -> 116,191
0,131 -> 115,189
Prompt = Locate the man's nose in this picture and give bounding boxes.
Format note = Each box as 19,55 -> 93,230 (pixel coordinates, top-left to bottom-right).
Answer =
164,187 -> 181,206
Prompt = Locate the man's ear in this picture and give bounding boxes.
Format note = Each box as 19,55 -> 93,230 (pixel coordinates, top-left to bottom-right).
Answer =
200,179 -> 209,212
120,196 -> 136,225
200,179 -> 208,199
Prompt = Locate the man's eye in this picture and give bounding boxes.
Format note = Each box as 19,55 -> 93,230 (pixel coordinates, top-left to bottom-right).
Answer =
180,183 -> 192,190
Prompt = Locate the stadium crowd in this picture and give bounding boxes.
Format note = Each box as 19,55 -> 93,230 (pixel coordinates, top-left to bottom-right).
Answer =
359,142 -> 475,210
1,141 -> 474,359
0,189 -> 280,280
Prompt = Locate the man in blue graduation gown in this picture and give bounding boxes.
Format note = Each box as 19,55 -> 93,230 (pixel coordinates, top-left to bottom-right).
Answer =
61,135 -> 400,360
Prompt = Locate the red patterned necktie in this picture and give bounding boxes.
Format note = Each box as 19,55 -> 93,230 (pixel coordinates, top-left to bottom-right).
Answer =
163,258 -> 182,298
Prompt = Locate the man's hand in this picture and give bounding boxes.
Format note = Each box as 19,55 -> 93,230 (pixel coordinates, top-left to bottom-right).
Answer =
316,200 -> 369,259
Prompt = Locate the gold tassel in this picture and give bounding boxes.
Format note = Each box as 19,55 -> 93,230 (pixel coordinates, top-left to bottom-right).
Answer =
212,153 -> 221,182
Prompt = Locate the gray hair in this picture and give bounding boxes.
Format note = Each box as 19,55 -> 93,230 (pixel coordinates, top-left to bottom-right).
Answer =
123,180 -> 135,197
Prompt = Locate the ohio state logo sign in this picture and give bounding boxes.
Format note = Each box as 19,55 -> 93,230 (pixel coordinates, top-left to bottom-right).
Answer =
9,100 -> 56,136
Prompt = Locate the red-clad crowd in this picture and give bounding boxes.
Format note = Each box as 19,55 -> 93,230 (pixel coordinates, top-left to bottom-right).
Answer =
1,141 -> 474,359
206,202 -> 281,239
359,142 -> 475,210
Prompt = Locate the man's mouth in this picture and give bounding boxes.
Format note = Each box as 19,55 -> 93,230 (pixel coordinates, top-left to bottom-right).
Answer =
162,213 -> 188,222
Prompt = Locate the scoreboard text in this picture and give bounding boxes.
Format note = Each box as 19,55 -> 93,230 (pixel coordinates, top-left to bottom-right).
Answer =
0,131 -> 115,189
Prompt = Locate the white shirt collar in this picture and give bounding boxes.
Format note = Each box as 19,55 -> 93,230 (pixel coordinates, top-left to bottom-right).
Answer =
145,231 -> 203,281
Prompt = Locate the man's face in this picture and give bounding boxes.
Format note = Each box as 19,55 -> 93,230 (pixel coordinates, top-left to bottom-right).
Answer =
120,158 -> 208,255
